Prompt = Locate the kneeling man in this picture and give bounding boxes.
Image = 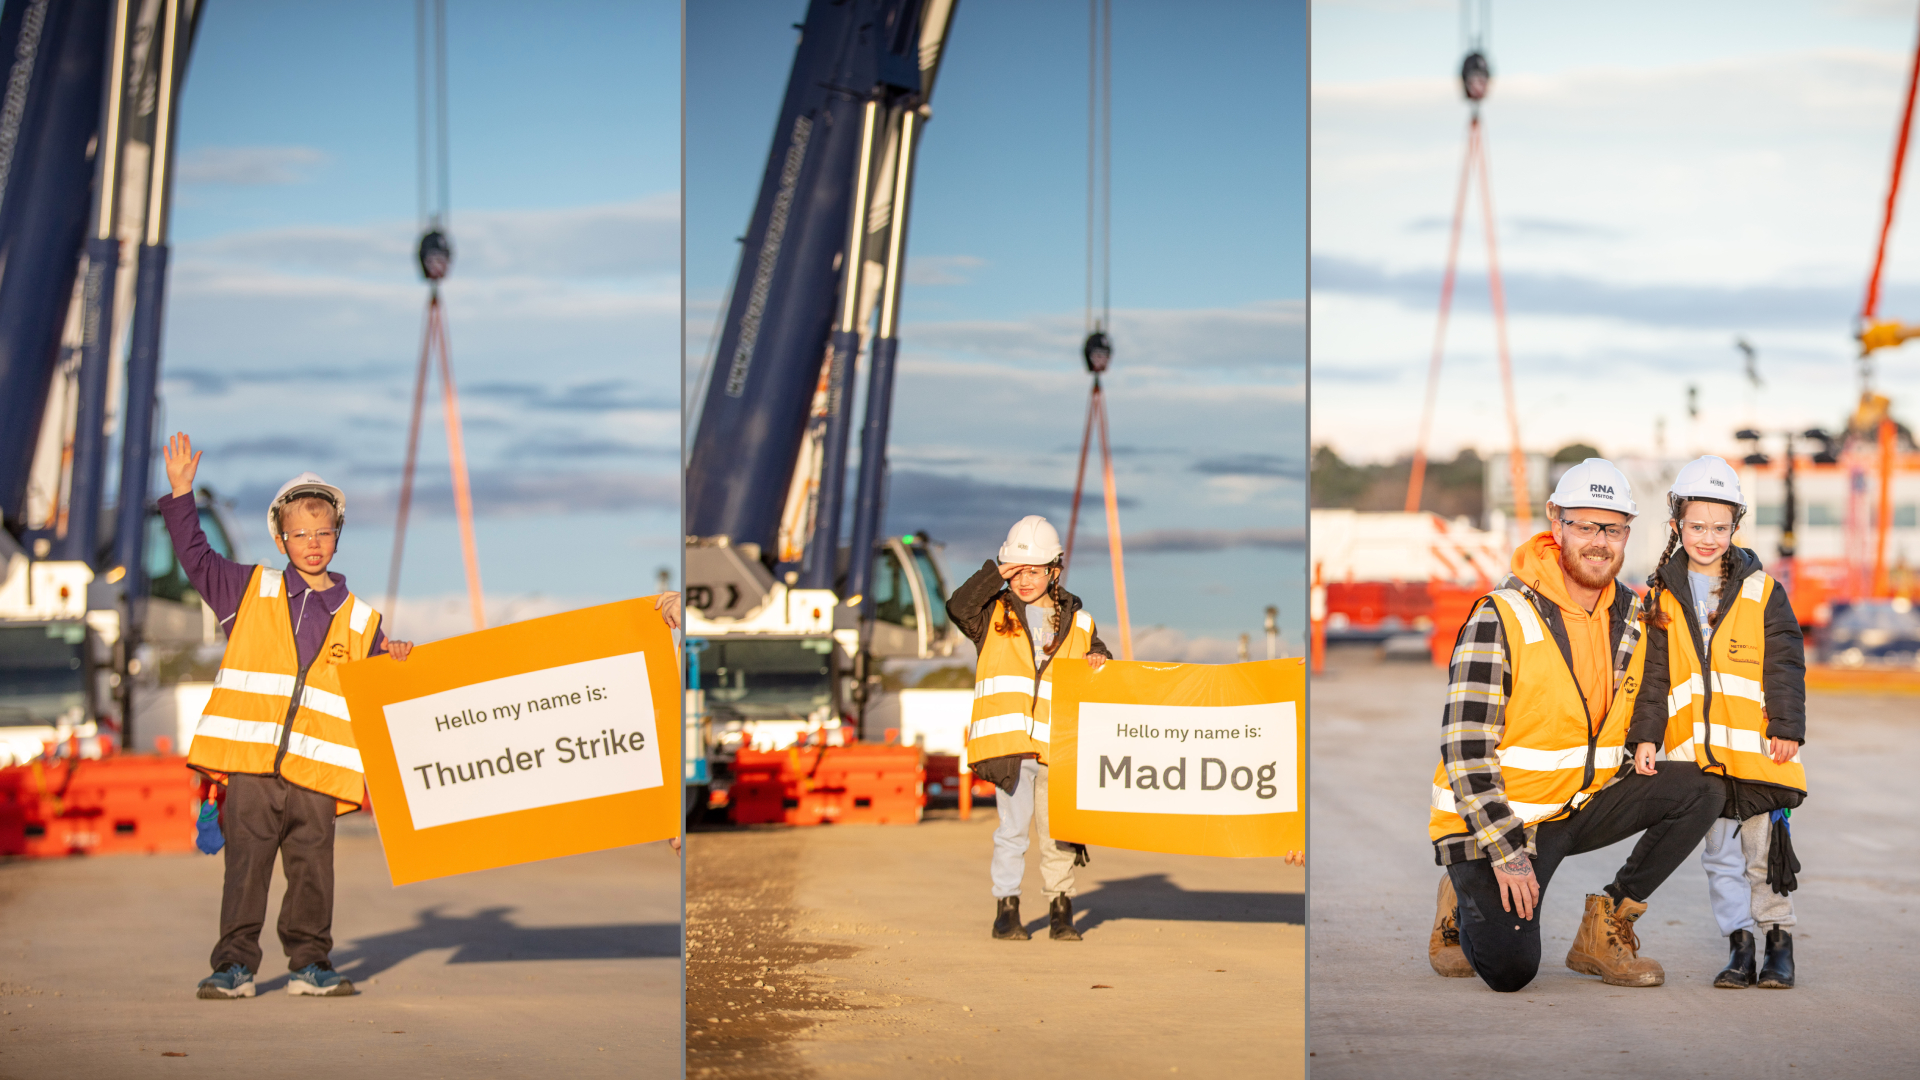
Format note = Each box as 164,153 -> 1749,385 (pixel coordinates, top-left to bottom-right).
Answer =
1426,459 -> 1722,992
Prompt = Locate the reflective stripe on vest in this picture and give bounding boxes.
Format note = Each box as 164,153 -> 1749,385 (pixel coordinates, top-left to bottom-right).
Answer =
1659,572 -> 1806,792
966,596 -> 1094,766
1429,588 -> 1643,844
187,565 -> 381,814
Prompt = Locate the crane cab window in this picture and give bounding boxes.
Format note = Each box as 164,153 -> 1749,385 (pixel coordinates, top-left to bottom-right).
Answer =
871,549 -> 917,629
0,624 -> 87,728
699,638 -> 833,721
908,547 -> 950,633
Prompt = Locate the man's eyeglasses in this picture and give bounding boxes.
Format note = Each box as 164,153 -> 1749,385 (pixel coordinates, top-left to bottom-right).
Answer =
1558,518 -> 1629,542
281,529 -> 340,544
1680,521 -> 1736,540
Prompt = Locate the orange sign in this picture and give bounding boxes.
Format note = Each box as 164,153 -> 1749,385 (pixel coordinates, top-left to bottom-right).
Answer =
1049,657 -> 1304,858
337,597 -> 680,884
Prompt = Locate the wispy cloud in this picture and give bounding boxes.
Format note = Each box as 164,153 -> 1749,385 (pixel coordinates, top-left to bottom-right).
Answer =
178,146 -> 328,186
906,255 -> 987,286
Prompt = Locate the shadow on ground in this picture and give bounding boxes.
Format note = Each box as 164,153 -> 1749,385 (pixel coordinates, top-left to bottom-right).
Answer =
1062,872 -> 1304,933
256,905 -> 683,987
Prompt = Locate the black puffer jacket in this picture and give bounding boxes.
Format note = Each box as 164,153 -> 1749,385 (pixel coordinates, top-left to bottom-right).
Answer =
1629,546 -> 1806,816
946,559 -> 1111,793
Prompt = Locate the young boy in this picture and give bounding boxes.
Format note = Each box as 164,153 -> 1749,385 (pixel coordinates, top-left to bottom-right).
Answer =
161,432 -> 413,1000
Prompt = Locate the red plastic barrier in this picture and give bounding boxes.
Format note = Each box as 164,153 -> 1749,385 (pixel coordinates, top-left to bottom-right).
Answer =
0,754 -> 199,857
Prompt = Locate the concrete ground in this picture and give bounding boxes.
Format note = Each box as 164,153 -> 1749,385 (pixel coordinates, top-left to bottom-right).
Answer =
0,816 -> 681,1080
687,809 -> 1302,1079
1309,644 -> 1920,1078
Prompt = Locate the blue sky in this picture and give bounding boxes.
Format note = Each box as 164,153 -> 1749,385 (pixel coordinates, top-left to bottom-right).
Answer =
159,0 -> 678,640
687,0 -> 1307,658
1314,0 -> 1920,469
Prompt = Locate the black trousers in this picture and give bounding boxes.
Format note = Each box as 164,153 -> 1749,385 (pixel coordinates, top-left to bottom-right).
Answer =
1446,761 -> 1722,993
211,774 -> 338,973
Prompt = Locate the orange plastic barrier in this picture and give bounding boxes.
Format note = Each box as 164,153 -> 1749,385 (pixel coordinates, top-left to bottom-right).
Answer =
728,744 -> 924,826
0,754 -> 198,857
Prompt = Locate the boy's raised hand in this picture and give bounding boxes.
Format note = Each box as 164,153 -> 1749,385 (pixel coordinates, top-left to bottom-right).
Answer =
163,432 -> 201,498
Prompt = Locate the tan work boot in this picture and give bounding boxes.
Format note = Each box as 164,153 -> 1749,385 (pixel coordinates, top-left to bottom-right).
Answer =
1428,874 -> 1474,977
1565,893 -> 1665,987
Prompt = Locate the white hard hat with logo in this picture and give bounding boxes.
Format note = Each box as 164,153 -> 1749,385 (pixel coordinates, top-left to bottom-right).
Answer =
1668,455 -> 1746,512
1547,457 -> 1637,517
998,515 -> 1064,566
268,472 -> 347,538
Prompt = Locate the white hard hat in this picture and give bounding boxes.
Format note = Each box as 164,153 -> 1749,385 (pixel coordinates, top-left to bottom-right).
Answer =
1547,457 -> 1637,517
1668,455 -> 1746,510
997,515 -> 1064,566
268,472 -> 346,538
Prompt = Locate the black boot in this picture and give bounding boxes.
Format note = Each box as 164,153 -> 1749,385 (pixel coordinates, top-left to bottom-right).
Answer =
992,896 -> 1030,940
1712,929 -> 1756,988
1049,895 -> 1082,941
1758,926 -> 1795,988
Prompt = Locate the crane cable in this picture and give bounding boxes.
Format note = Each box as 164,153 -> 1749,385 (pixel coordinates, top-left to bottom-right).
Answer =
1404,0 -> 1531,537
385,0 -> 487,635
1061,0 -> 1132,661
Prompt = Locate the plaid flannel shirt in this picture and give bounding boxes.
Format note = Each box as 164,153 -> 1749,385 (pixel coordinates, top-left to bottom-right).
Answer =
1433,573 -> 1643,867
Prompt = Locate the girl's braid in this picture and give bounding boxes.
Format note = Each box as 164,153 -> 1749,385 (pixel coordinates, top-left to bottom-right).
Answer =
1710,543 -> 1739,628
1045,566 -> 1068,651
1642,524 -> 1684,630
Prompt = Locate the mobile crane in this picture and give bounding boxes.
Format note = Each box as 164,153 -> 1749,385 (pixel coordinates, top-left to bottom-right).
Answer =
682,0 -> 964,809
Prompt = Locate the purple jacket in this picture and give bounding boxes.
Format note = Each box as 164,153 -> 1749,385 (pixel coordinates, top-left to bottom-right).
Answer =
160,493 -> 388,668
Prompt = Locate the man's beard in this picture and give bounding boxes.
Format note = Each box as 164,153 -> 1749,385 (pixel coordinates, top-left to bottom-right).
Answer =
1561,541 -> 1622,590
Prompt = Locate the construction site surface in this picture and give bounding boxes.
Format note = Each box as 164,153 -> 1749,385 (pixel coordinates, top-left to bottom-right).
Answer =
1310,644 -> 1920,1078
0,818 -> 680,1080
686,811 -> 1302,1078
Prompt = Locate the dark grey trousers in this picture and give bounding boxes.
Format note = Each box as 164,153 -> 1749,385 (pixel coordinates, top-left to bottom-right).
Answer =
211,774 -> 338,973
1447,761 -> 1723,993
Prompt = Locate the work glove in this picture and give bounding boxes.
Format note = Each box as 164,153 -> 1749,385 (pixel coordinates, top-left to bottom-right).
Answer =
1070,842 -> 1092,868
195,797 -> 224,855
1765,809 -> 1799,895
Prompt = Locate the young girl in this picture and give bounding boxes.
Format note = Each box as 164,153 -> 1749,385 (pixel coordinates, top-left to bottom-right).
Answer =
1629,456 -> 1807,989
946,515 -> 1109,941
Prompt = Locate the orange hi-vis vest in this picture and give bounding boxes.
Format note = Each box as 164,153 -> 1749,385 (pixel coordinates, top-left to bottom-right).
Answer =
966,597 -> 1095,768
1656,572 -> 1806,793
186,566 -> 380,815
1429,587 -> 1645,844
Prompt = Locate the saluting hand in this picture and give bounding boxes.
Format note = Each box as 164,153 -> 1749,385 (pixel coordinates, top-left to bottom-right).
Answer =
163,432 -> 201,498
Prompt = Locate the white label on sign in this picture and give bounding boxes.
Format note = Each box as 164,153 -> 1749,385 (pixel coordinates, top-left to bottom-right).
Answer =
383,652 -> 662,830
1075,701 -> 1296,816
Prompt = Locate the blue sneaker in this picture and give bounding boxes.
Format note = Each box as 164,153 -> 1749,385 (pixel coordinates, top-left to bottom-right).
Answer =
286,962 -> 354,997
196,963 -> 255,999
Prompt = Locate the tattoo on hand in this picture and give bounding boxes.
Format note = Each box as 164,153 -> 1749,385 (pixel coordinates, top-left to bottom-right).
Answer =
1496,855 -> 1532,876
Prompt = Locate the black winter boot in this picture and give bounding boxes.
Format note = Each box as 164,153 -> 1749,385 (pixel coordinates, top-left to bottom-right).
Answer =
1049,895 -> 1082,941
992,896 -> 1029,940
1712,929 -> 1756,988
1758,926 -> 1795,988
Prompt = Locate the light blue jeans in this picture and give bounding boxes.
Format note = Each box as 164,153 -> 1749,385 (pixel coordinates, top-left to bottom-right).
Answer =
1703,815 -> 1795,935
991,759 -> 1078,900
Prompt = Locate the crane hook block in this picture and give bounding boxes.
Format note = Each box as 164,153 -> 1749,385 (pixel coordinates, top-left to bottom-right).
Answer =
1859,319 -> 1920,357
1083,330 -> 1112,374
418,229 -> 454,282
1461,51 -> 1491,102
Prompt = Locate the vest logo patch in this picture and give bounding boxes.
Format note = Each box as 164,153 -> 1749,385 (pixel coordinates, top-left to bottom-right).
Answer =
1725,637 -> 1760,665
330,642 -> 349,661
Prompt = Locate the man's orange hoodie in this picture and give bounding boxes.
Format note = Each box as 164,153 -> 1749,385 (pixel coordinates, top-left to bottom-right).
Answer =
1509,531 -> 1615,729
